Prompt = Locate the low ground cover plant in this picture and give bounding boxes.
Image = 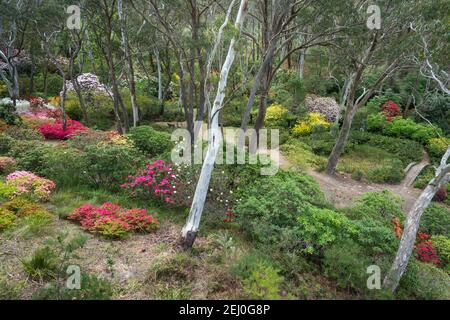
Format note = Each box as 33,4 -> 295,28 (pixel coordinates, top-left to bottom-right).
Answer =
68,202 -> 158,239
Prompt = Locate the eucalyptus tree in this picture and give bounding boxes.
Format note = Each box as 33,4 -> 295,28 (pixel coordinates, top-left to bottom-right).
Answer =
32,0 -> 76,130
0,0 -> 35,105
383,0 -> 450,292
239,0 -> 345,145
325,0 -> 422,175
181,0 -> 249,248
85,0 -> 130,133
130,0 -> 220,141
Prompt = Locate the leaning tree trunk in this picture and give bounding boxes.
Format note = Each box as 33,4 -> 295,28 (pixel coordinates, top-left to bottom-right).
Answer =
326,102 -> 357,174
383,146 -> 450,292
181,0 -> 249,249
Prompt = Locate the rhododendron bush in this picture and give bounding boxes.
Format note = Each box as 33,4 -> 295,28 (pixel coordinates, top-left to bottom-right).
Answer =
415,233 -> 441,266
5,171 -> 56,201
65,73 -> 112,96
122,160 -> 238,214
121,160 -> 177,205
39,119 -> 88,140
305,95 -> 340,122
381,100 -> 401,121
68,202 -> 158,239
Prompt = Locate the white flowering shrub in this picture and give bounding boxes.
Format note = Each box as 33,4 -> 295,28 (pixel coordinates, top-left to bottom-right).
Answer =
305,95 -> 340,122
65,73 -> 112,96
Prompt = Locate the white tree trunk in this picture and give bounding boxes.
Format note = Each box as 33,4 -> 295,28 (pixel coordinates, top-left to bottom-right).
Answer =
181,0 -> 249,248
298,48 -> 306,79
154,48 -> 163,104
384,146 -> 450,292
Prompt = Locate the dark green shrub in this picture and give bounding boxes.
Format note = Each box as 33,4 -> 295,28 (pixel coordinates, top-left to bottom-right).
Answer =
0,133 -> 15,155
413,166 -> 434,189
5,126 -> 44,141
297,207 -> 357,254
354,219 -> 399,255
235,171 -> 340,255
397,260 -> 450,300
350,131 -> 423,165
345,190 -> 404,226
8,141 -> 52,174
420,204 -> 450,236
84,143 -> 144,189
34,73 -> 63,97
323,239 -> 392,297
127,125 -> 173,157
366,159 -> 404,184
42,146 -> 89,187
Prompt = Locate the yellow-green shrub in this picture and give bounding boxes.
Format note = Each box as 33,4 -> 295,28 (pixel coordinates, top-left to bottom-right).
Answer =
0,207 -> 16,230
427,137 -> 450,160
265,103 -> 289,127
292,113 -> 330,135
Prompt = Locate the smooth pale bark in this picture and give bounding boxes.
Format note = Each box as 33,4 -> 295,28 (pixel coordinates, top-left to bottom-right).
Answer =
118,0 -> 139,127
298,48 -> 306,79
384,146 -> 450,292
181,0 -> 249,248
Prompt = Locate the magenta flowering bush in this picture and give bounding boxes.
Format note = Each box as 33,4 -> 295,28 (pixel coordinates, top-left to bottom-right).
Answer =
68,202 -> 158,239
5,171 -> 56,201
121,160 -> 178,205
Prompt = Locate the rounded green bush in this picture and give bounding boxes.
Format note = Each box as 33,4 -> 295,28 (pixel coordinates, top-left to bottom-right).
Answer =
127,125 -> 173,157
398,260 -> 450,300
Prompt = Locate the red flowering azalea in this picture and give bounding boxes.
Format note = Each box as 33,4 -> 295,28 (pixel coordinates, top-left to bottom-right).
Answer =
415,241 -> 441,265
39,119 -> 88,140
68,202 -> 158,238
381,100 -> 401,121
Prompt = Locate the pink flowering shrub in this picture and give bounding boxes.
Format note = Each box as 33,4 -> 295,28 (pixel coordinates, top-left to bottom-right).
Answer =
121,160 -> 178,205
5,171 -> 56,201
39,119 -> 88,140
68,202 -> 158,239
